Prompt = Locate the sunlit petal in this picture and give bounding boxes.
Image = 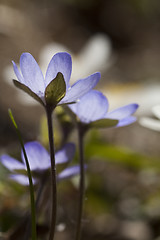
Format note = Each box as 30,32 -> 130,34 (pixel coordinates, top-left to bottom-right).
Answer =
60,72 -> 101,104
12,61 -> 24,83
45,52 -> 72,89
106,103 -> 139,120
70,90 -> 108,123
1,155 -> 25,171
21,141 -> 50,170
20,53 -> 45,96
55,143 -> 75,164
9,174 -> 37,185
116,116 -> 137,127
57,165 -> 80,181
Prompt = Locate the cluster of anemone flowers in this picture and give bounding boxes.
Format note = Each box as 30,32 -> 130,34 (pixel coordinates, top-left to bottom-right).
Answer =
0,52 -> 138,240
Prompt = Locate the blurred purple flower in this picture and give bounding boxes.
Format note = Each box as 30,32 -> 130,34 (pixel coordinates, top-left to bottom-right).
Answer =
12,52 -> 100,106
69,90 -> 139,127
0,141 -> 79,185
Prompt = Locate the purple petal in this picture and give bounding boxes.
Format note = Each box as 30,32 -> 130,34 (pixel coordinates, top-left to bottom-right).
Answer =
19,53 -> 45,96
106,103 -> 139,120
12,61 -> 24,83
116,116 -> 137,127
60,72 -> 101,104
1,155 -> 25,171
57,165 -> 81,181
55,143 -> 75,165
69,90 -> 108,123
21,141 -> 50,171
9,174 -> 37,185
45,52 -> 72,89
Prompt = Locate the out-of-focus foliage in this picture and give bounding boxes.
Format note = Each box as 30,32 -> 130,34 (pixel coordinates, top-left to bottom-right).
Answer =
85,130 -> 160,171
1,0 -> 160,239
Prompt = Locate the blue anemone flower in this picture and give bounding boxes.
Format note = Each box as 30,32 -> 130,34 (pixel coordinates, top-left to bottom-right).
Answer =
12,52 -> 100,106
0,141 -> 79,185
69,90 -> 139,127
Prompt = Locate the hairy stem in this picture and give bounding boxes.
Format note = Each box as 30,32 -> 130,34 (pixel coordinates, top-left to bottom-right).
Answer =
46,108 -> 57,240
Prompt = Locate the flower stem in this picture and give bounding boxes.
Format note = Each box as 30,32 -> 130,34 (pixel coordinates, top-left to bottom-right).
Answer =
75,124 -> 85,240
46,108 -> 57,240
8,109 -> 37,240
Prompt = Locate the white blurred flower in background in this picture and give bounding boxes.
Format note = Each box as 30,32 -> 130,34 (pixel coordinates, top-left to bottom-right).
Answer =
39,33 -> 112,82
104,82 -> 160,116
139,105 -> 160,131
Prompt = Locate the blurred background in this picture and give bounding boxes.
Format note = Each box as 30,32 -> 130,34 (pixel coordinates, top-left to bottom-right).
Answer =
1,0 -> 160,239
